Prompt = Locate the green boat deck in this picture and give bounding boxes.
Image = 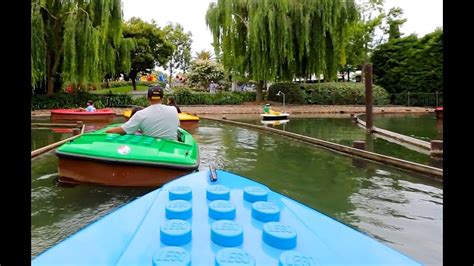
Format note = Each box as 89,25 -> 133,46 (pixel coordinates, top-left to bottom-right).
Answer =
56,124 -> 199,168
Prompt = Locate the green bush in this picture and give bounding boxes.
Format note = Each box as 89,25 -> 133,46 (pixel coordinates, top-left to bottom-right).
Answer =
100,81 -> 132,88
168,87 -> 256,105
31,91 -> 134,110
32,87 -> 257,109
268,82 -> 389,105
130,96 -> 150,107
267,83 -> 307,104
100,80 -> 166,89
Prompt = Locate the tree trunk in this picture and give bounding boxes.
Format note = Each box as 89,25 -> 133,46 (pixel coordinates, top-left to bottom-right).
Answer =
130,69 -> 138,91
46,51 -> 53,95
105,75 -> 110,88
256,80 -> 264,103
46,18 -> 64,96
47,54 -> 61,95
47,76 -> 55,96
169,62 -> 174,88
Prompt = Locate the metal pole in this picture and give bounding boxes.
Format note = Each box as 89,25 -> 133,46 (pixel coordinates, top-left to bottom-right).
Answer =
365,64 -> 373,132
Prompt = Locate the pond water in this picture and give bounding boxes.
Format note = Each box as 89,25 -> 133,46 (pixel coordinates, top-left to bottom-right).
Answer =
373,113 -> 443,141
228,113 -> 442,168
31,116 -> 443,265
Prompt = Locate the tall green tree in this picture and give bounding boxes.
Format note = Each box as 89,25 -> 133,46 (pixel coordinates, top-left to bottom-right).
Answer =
31,0 -> 134,95
339,0 -> 385,81
163,23 -> 193,87
123,17 -> 173,90
206,0 -> 358,102
371,29 -> 443,94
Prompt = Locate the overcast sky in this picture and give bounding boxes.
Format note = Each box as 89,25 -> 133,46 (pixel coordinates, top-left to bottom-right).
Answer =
122,0 -> 442,57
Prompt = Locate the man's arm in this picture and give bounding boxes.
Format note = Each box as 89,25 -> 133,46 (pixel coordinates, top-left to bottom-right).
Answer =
105,126 -> 126,134
107,111 -> 142,135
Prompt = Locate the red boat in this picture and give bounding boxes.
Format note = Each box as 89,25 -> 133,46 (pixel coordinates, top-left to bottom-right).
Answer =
51,109 -> 116,122
435,107 -> 443,119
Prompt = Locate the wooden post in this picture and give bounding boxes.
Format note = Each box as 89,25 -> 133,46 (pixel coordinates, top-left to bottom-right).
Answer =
353,140 -> 366,150
431,140 -> 443,157
352,140 -> 366,168
350,114 -> 357,123
365,64 -> 373,132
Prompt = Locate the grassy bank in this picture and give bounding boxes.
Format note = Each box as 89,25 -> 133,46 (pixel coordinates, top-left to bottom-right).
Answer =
90,85 -> 148,94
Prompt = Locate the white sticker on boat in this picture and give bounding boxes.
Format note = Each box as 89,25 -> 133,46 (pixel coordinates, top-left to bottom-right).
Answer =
117,145 -> 131,155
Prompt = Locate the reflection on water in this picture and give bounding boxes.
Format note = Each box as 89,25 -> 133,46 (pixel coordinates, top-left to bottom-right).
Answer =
31,129 -> 73,151
31,118 -> 442,265
229,114 -> 442,168
31,154 -> 153,255
373,113 -> 443,141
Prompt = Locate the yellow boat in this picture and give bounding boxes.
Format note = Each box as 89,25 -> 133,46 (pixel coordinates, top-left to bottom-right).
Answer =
178,112 -> 200,122
269,110 -> 282,115
123,110 -> 133,118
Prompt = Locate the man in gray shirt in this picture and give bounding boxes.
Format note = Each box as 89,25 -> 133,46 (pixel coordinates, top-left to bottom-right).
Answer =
106,86 -> 179,140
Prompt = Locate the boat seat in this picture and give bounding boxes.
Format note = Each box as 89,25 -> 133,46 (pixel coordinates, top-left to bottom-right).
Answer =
177,130 -> 185,143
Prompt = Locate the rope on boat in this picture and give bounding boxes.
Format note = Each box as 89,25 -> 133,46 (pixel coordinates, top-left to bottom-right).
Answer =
31,124 -> 86,159
201,116 -> 443,179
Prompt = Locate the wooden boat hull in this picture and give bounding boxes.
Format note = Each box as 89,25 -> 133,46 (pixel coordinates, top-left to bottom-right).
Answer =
55,124 -> 199,187
179,120 -> 199,131
51,113 -> 115,122
57,156 -> 195,187
51,109 -> 116,122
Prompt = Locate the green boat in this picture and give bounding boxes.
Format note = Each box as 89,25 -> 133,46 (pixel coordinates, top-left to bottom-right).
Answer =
56,124 -> 199,187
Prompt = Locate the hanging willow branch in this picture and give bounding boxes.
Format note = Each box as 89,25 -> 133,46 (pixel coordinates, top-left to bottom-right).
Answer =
31,4 -> 47,88
31,0 -> 133,94
206,0 -> 358,82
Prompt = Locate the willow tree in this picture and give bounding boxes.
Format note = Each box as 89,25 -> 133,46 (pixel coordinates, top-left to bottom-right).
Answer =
206,0 -> 358,102
31,0 -> 134,95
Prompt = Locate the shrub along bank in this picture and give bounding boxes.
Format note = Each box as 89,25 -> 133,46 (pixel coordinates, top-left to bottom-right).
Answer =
31,89 -> 257,110
268,82 -> 390,105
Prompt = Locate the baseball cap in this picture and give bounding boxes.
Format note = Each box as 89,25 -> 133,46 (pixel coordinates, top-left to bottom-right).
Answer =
147,86 -> 164,100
